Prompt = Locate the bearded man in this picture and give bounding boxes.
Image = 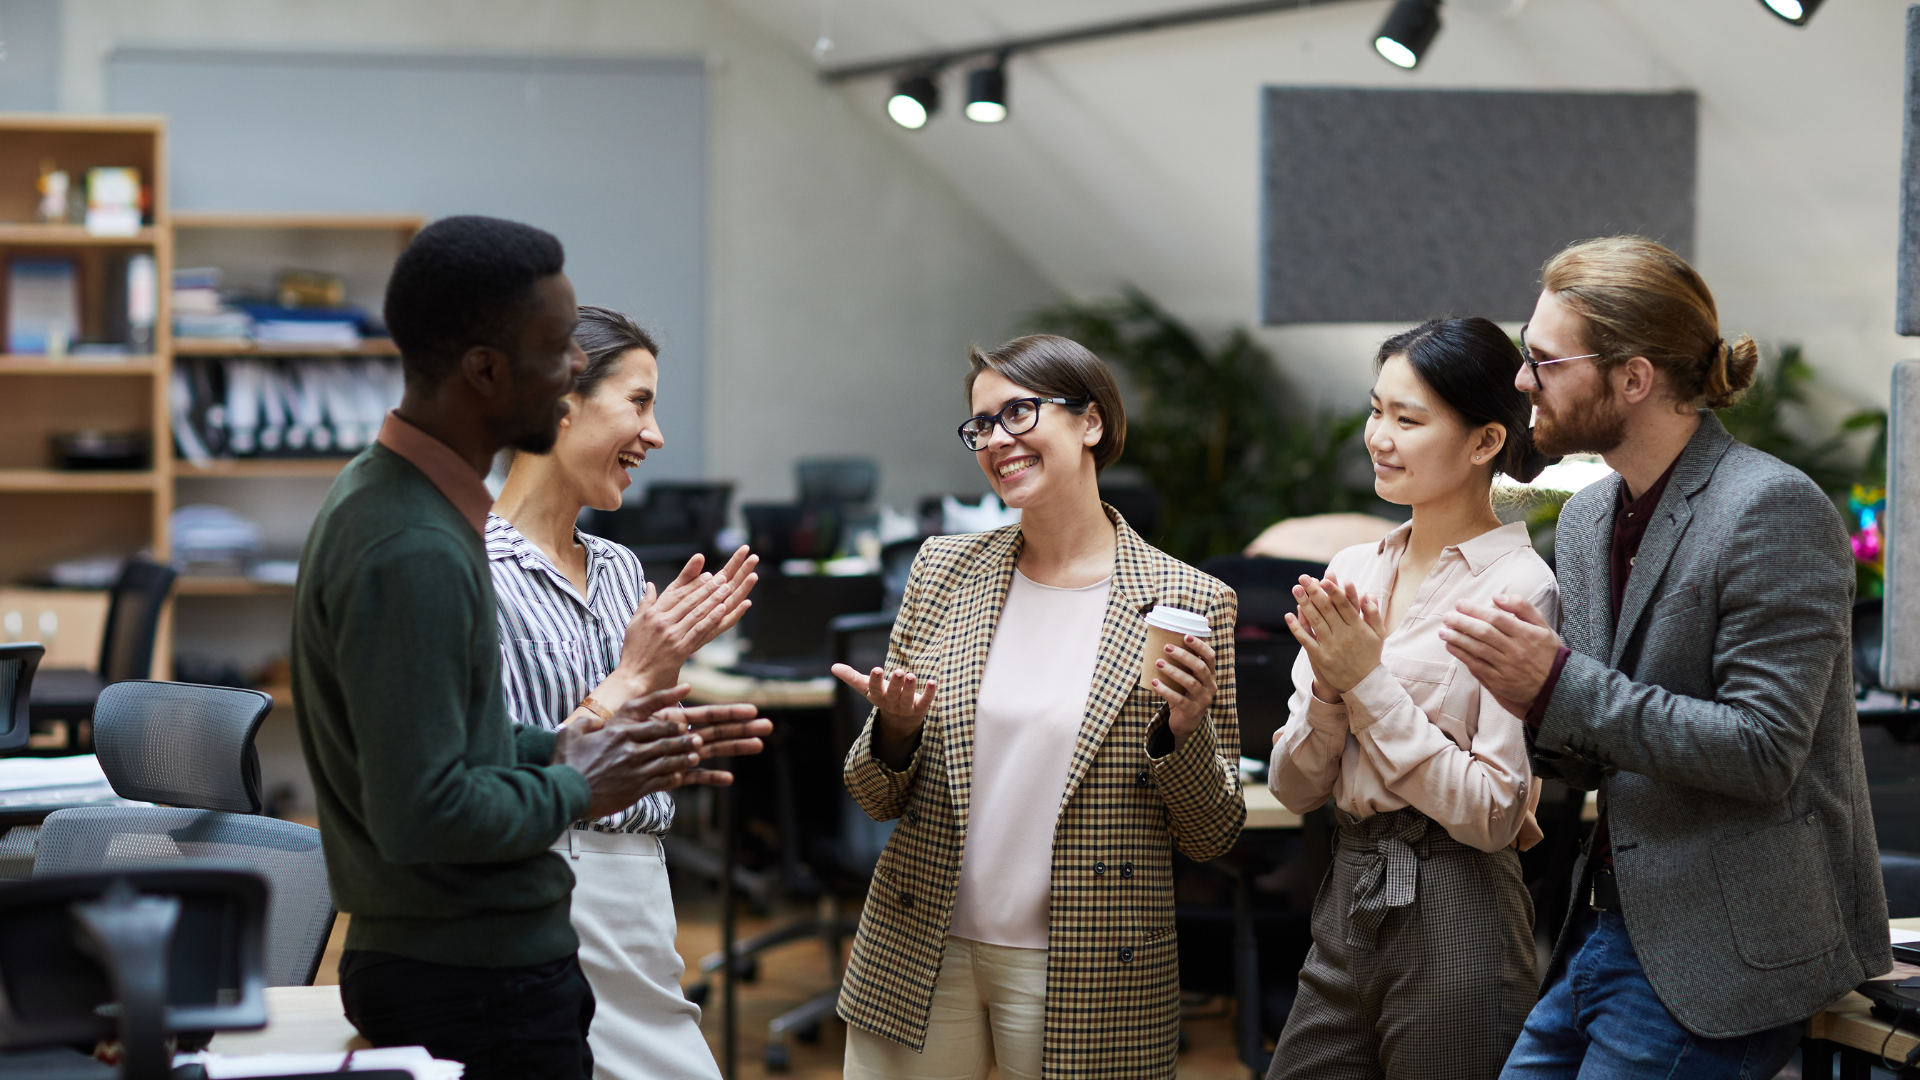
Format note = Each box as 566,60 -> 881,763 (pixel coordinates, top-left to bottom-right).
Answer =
1439,236 -> 1890,1080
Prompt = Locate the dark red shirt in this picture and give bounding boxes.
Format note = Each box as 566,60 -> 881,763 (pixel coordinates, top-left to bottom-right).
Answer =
1527,455 -> 1682,868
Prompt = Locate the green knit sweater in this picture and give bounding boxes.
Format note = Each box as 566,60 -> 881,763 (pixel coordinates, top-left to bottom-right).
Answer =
292,444 -> 592,967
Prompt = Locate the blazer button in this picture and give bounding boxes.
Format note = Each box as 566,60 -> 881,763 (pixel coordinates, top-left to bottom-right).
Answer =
1121,863 -> 1134,879
1135,770 -> 1150,786
1094,861 -> 1107,876
907,810 -> 919,824
899,892 -> 914,909
1119,947 -> 1134,963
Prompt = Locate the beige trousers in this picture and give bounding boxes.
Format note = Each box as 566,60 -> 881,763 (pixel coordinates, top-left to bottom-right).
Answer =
843,935 -> 1047,1080
552,829 -> 720,1080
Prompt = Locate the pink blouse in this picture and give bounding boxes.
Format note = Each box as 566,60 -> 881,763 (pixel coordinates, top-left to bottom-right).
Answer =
1267,520 -> 1558,852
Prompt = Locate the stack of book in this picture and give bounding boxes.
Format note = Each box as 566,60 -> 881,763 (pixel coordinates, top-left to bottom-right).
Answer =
172,267 -> 252,341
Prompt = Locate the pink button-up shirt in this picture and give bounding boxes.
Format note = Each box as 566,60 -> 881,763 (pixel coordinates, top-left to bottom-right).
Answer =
1267,520 -> 1559,852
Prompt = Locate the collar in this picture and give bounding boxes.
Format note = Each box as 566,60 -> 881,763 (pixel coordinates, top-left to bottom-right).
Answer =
1375,518 -> 1533,576
376,410 -> 491,537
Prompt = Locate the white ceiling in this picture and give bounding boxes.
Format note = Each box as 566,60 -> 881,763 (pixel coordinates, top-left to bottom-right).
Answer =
722,0 -> 1915,412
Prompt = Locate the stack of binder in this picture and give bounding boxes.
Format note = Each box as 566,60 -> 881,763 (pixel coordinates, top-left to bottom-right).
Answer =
170,356 -> 404,464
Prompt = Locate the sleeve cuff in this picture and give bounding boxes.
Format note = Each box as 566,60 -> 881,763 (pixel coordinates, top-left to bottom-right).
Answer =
514,723 -> 559,766
1305,689 -> 1348,729
1341,664 -> 1402,732
549,763 -> 594,821
1524,646 -> 1573,730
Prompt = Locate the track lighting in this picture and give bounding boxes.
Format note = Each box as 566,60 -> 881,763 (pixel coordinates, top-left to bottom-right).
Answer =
1374,0 -> 1442,69
888,71 -> 941,130
1757,0 -> 1823,25
965,56 -> 1008,123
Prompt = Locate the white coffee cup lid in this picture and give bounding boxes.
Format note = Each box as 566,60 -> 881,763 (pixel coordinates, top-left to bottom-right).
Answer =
1144,605 -> 1209,637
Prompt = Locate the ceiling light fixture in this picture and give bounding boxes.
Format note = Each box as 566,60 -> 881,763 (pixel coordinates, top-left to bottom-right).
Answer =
1374,0 -> 1442,69
965,55 -> 1009,123
888,71 -> 941,130
1757,0 -> 1823,25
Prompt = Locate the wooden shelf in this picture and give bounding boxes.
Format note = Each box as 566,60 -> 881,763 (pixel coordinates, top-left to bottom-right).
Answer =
174,577 -> 295,597
175,458 -> 349,479
172,212 -> 425,232
0,469 -> 158,492
173,338 -> 398,357
0,224 -> 159,246
0,356 -> 158,375
0,113 -> 166,134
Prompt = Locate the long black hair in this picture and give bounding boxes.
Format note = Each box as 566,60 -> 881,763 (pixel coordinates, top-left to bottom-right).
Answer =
1375,317 -> 1550,483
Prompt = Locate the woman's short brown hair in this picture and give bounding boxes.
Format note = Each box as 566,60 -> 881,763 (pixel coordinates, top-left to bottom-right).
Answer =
573,305 -> 659,399
965,334 -> 1127,470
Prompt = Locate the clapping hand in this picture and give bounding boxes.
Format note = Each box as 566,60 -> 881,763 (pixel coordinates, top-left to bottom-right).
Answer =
618,546 -> 759,693
1284,574 -> 1386,697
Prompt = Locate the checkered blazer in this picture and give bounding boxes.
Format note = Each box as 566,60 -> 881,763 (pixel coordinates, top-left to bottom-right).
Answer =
836,508 -> 1245,1077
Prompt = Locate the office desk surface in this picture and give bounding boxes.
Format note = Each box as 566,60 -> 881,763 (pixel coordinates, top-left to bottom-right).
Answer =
1243,784 -> 1302,830
1804,918 -> 1920,1059
681,662 -> 834,709
206,985 -> 368,1055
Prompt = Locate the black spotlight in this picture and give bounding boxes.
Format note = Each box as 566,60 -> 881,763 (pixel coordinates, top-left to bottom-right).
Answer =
888,70 -> 941,130
1757,0 -> 1823,25
966,55 -> 1008,123
1374,0 -> 1442,70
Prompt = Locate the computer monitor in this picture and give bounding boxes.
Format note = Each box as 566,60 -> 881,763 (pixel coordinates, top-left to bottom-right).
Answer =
735,575 -> 884,679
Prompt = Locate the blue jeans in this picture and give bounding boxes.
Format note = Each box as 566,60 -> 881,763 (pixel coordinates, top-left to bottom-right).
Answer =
1500,908 -> 1802,1080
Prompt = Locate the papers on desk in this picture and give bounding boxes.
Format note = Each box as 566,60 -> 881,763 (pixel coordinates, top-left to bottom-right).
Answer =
0,755 -> 128,811
177,1046 -> 461,1078
1891,927 -> 1920,946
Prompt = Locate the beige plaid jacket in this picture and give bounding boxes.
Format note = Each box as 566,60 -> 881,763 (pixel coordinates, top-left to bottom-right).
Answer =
836,509 -> 1245,1078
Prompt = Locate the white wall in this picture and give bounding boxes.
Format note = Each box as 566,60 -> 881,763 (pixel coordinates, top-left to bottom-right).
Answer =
59,0 -> 1056,510
737,0 -> 1917,420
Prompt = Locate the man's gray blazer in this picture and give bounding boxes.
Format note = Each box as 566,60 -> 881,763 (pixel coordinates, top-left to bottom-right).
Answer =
1533,412 -> 1890,1039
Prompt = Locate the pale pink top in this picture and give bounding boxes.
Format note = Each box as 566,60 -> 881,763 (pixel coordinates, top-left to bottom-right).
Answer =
1267,520 -> 1558,852
949,569 -> 1111,949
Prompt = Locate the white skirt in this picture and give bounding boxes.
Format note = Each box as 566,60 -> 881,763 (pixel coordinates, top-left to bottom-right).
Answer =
552,829 -> 720,1080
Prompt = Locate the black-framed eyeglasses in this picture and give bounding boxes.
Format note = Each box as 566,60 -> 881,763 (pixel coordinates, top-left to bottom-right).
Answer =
1519,323 -> 1602,391
957,396 -> 1088,451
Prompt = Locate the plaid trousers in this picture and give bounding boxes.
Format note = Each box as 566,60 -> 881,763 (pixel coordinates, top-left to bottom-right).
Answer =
1267,808 -> 1536,1080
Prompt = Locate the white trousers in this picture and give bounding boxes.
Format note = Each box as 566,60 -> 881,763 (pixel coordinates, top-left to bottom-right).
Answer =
843,935 -> 1046,1080
552,829 -> 720,1080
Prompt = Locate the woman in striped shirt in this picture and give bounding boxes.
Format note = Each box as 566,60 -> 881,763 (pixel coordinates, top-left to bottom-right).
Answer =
491,305 -> 763,1080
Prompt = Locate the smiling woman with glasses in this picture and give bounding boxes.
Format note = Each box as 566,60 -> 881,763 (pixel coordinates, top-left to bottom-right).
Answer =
833,334 -> 1245,1080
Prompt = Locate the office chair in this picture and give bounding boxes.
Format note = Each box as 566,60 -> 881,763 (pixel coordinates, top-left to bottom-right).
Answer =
1197,555 -> 1325,759
0,867 -> 270,1080
796,458 -> 877,507
688,613 -> 895,1072
27,557 -> 177,755
0,644 -> 42,754
34,681 -> 336,988
878,538 -> 923,614
581,481 -> 734,589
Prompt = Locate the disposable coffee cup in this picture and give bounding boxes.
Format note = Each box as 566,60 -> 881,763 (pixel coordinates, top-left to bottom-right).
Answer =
1141,605 -> 1211,688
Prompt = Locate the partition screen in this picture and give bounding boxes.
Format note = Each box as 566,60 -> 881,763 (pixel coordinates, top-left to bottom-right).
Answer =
1261,87 -> 1696,325
107,47 -> 707,480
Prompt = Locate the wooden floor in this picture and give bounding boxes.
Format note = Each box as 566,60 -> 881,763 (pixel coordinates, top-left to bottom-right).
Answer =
314,901 -> 1258,1079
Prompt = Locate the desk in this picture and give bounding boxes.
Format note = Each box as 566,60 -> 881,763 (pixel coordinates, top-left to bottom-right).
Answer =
681,661 -> 833,709
1243,783 -> 1302,829
1804,917 -> 1920,1076
205,985 -> 368,1055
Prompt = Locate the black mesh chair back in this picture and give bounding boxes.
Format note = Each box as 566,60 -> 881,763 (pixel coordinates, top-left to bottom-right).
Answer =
35,809 -> 332,988
636,482 -> 733,548
1196,556 -> 1327,760
0,643 -> 43,752
97,558 -> 177,684
93,682 -> 273,813
879,538 -> 924,614
797,458 -> 877,506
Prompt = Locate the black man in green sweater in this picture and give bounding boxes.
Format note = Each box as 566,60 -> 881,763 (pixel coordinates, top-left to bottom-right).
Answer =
292,216 -> 770,1079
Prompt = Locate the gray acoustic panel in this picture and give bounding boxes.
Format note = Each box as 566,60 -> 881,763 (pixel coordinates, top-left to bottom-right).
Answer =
1900,6 -> 1920,334
1261,87 -> 1697,325
1885,360 -> 1920,692
0,0 -> 60,112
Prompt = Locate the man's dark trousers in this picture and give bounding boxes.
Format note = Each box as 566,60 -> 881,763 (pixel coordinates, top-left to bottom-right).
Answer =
340,949 -> 595,1079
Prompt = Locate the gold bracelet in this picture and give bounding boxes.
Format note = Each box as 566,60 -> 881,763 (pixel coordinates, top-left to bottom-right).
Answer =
576,695 -> 614,724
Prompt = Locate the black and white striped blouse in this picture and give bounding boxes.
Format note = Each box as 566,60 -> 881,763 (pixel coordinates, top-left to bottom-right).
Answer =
487,513 -> 675,835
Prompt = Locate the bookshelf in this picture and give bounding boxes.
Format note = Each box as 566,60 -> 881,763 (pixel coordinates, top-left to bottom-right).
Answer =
169,212 -> 422,715
0,114 -> 172,673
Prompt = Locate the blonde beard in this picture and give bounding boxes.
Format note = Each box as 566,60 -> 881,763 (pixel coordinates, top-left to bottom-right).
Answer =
1532,381 -> 1627,458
